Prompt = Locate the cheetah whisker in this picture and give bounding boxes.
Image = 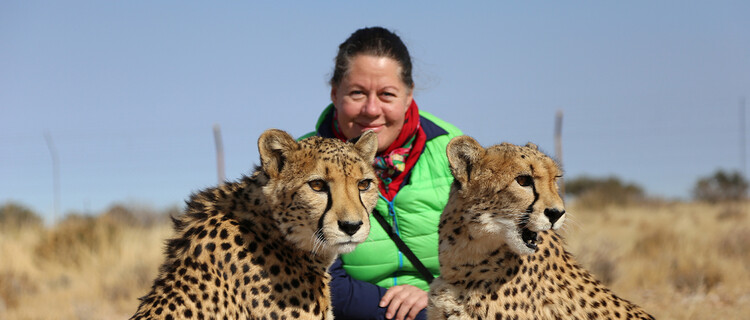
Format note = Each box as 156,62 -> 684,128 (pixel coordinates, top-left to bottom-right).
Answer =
561,214 -> 582,231
312,233 -> 322,256
310,231 -> 321,256
310,229 -> 328,256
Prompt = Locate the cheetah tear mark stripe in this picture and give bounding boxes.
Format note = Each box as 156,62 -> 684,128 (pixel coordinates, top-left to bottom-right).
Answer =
316,188 -> 333,242
525,165 -> 539,214
358,184 -> 368,215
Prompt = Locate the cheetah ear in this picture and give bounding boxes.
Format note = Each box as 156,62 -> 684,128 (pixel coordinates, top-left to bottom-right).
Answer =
525,142 -> 539,150
258,129 -> 298,179
353,130 -> 378,162
446,135 -> 484,188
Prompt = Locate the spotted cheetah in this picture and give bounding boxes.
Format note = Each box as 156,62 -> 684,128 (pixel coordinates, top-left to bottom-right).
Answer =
130,129 -> 379,320
428,136 -> 654,320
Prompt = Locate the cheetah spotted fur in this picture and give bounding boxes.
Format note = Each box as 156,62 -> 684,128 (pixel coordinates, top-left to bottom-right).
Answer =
428,136 -> 654,320
131,129 -> 379,320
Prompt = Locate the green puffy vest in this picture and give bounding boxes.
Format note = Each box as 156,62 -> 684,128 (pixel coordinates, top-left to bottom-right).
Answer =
302,106 -> 462,291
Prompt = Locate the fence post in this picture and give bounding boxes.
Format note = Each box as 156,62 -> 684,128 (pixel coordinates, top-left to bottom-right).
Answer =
44,132 -> 60,223
213,124 -> 226,186
555,110 -> 565,198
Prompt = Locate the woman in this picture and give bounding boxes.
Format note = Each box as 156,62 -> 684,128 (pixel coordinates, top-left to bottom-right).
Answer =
302,27 -> 462,320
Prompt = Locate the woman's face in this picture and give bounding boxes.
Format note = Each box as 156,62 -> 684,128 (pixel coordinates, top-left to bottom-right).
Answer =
331,55 -> 413,153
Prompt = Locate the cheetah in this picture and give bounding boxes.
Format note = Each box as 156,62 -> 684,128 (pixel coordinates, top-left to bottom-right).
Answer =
131,129 -> 379,320
428,136 -> 654,320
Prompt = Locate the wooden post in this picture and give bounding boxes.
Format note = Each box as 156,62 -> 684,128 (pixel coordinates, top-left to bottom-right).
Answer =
741,97 -> 746,180
554,110 -> 565,198
44,132 -> 60,223
213,124 -> 226,185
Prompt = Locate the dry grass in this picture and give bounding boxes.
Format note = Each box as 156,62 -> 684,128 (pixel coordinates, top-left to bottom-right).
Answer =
0,200 -> 748,319
0,214 -> 172,319
563,200 -> 750,320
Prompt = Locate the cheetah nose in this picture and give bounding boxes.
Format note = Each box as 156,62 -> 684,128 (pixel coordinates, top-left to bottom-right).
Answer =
338,220 -> 363,236
544,208 -> 565,225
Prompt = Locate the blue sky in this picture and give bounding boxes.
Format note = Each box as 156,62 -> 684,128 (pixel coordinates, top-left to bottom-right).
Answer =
2,1 -> 748,222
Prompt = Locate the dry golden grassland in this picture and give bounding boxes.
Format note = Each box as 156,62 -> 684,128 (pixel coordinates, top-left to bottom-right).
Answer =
1,201 -> 748,319
563,200 -> 750,319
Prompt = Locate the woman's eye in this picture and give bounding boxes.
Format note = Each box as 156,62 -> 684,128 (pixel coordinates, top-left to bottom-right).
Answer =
308,180 -> 327,192
516,175 -> 533,187
358,179 -> 372,191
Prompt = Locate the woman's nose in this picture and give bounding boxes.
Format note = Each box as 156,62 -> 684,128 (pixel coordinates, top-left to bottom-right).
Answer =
362,94 -> 382,117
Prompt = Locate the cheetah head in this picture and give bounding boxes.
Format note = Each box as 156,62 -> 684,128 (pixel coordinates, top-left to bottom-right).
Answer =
446,135 -> 565,255
258,129 -> 379,256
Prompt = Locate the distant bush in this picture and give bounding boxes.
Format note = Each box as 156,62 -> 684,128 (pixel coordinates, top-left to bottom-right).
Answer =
34,214 -> 121,267
100,203 -> 172,228
565,175 -> 646,208
692,170 -> 748,203
0,202 -> 43,231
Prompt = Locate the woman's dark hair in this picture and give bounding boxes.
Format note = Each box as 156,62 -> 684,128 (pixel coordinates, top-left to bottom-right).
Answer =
330,26 -> 413,89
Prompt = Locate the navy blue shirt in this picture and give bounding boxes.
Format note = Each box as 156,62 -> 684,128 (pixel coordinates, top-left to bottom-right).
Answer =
329,258 -> 427,320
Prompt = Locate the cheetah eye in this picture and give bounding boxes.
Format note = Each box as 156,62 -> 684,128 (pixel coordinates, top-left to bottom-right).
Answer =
358,179 -> 373,191
308,180 -> 328,192
516,175 -> 533,187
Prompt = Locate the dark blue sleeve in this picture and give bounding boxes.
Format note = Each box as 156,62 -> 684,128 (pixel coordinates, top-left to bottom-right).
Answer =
328,258 -> 426,320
